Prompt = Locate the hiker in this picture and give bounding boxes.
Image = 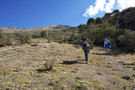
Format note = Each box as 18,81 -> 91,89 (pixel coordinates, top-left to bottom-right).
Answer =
104,38 -> 111,54
82,40 -> 90,64
81,35 -> 87,42
46,31 -> 48,39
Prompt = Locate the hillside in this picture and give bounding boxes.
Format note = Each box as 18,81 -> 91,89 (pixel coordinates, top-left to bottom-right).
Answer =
77,7 -> 135,52
0,25 -> 73,33
103,7 -> 135,30
0,38 -> 135,89
87,7 -> 135,31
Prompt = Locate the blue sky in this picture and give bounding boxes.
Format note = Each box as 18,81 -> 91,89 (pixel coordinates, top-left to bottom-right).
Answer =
0,0 -> 92,28
0,0 -> 135,28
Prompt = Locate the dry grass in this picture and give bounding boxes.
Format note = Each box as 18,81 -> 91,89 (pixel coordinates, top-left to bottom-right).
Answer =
0,38 -> 135,89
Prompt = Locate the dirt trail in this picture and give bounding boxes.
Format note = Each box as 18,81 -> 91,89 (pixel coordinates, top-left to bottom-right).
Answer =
0,39 -> 135,89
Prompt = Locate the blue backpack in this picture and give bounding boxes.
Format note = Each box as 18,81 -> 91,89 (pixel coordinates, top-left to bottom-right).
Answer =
82,42 -> 90,50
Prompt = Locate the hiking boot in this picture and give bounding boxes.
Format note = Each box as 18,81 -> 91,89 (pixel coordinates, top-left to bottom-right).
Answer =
86,61 -> 88,64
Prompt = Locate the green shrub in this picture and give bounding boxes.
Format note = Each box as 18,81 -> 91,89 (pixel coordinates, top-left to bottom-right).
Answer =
44,61 -> 54,71
0,30 -> 13,47
32,33 -> 41,38
63,37 -> 69,43
40,31 -> 46,38
118,30 -> 135,52
68,33 -> 82,45
68,34 -> 76,43
15,32 -> 31,44
93,21 -> 116,45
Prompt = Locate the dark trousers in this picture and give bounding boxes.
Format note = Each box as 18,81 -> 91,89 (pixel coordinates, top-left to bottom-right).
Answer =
84,50 -> 89,62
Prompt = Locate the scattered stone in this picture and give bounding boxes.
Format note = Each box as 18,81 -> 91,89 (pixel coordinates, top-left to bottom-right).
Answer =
48,82 -> 56,86
123,87 -> 126,89
31,44 -> 38,46
132,74 -> 135,77
122,75 -> 131,80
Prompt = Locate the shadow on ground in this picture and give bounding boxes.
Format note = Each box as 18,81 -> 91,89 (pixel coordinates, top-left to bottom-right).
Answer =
92,53 -> 114,56
61,60 -> 85,65
37,68 -> 53,73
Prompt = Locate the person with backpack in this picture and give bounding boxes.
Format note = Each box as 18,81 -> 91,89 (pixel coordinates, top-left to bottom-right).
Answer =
104,38 -> 111,55
82,40 -> 90,64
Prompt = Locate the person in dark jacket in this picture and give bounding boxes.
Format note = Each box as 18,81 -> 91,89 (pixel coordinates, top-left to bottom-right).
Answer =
82,41 -> 90,64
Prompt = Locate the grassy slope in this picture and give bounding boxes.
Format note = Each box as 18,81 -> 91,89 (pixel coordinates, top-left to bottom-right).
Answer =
0,38 -> 135,89
0,25 -> 72,33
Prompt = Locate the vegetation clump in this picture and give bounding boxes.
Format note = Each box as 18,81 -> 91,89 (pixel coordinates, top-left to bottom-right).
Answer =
15,32 -> 31,44
122,75 -> 131,80
44,61 -> 54,71
0,29 -> 13,47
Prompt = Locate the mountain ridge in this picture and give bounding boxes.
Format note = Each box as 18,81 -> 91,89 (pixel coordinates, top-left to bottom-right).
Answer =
0,25 -> 73,33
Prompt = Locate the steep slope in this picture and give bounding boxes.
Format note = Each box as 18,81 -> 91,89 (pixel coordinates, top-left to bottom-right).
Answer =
0,39 -> 135,89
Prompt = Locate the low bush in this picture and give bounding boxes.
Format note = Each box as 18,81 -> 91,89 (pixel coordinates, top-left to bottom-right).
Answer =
32,33 -> 41,38
15,32 -> 31,44
0,30 -> 13,47
118,30 -> 135,52
44,61 -> 54,71
40,31 -> 47,38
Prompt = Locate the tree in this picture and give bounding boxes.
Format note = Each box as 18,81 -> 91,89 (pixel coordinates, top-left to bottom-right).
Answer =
95,17 -> 103,24
112,9 -> 120,14
103,13 -> 111,20
87,18 -> 95,24
78,24 -> 86,33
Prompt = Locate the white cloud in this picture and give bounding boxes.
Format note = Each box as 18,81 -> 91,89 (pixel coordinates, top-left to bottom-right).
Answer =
117,0 -> 135,11
105,0 -> 115,12
83,0 -> 135,17
83,0 -> 106,17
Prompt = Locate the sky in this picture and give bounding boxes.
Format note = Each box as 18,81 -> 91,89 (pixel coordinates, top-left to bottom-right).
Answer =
0,0 -> 135,29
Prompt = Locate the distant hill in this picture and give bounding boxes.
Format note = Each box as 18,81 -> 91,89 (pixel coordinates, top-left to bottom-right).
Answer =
0,25 -> 73,33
